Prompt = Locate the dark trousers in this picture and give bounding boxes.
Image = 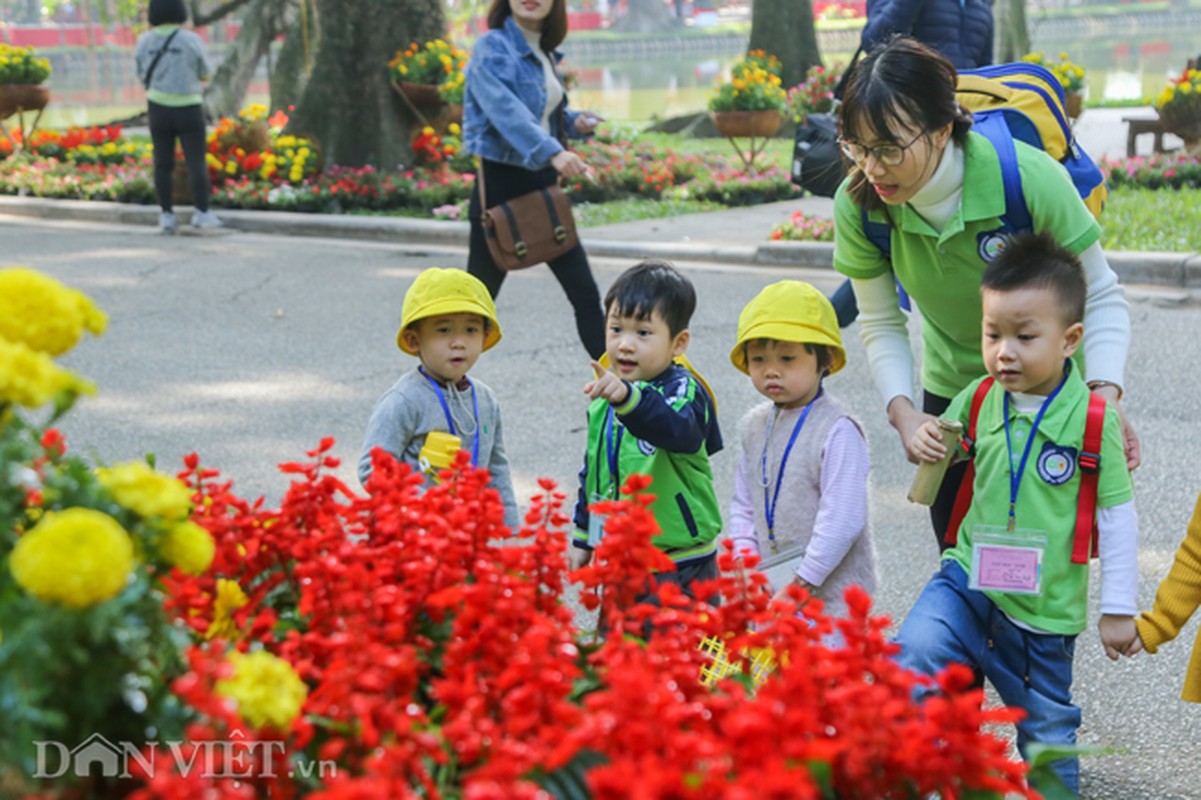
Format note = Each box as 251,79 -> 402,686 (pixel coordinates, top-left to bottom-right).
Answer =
468,159 -> 606,359
923,390 -> 970,553
148,101 -> 211,213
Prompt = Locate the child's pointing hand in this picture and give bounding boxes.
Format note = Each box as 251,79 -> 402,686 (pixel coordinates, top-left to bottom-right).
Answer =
584,360 -> 630,405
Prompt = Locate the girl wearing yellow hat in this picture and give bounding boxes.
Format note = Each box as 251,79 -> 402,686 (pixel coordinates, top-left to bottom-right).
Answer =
727,280 -> 877,621
357,268 -> 518,528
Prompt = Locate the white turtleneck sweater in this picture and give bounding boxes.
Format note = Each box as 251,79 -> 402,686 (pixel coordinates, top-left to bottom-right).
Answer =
850,141 -> 1131,408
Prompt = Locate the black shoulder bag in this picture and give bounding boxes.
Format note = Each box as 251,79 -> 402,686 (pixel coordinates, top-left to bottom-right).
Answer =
141,29 -> 181,90
790,49 -> 860,198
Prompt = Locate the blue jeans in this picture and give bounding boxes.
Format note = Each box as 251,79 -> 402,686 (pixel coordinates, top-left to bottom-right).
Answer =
896,561 -> 1082,794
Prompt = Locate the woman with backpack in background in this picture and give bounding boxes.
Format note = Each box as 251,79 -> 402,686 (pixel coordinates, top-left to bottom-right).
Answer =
135,0 -> 222,233
831,36 -> 1140,551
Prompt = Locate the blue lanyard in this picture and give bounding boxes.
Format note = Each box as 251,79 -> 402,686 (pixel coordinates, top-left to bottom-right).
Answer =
762,388 -> 822,544
1002,366 -> 1068,531
603,406 -> 623,497
422,368 -> 480,465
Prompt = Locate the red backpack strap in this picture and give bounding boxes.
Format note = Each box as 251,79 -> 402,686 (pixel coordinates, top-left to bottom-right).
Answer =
1073,392 -> 1108,564
945,377 -> 995,546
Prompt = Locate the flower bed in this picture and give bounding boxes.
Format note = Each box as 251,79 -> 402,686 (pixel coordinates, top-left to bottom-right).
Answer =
1101,152 -> 1201,190
770,209 -> 836,241
0,114 -> 800,214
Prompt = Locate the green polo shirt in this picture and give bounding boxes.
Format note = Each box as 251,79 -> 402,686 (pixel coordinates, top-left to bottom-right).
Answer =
833,133 -> 1102,399
941,365 -> 1132,634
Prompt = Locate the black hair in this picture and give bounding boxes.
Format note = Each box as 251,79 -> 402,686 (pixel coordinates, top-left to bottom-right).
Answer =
981,232 -> 1086,325
148,0 -> 188,25
838,35 -> 974,213
487,0 -> 569,52
604,259 -> 696,337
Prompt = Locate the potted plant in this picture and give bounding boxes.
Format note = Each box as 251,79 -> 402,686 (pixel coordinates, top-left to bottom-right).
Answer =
708,49 -> 788,138
787,62 -> 845,125
1154,67 -> 1201,148
1021,51 -> 1086,119
388,38 -> 468,109
0,44 -> 52,120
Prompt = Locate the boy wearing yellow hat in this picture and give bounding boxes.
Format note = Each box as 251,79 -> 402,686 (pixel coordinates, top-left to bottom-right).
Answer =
358,268 -> 518,528
727,280 -> 876,621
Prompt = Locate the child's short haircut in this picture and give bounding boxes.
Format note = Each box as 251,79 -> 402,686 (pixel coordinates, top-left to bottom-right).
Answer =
981,232 -> 1086,325
604,259 -> 696,337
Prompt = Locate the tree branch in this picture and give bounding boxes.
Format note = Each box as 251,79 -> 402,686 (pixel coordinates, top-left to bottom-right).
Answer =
191,0 -> 257,26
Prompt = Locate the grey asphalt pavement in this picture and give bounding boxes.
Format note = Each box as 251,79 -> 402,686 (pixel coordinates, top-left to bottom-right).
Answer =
1,215 -> 1198,797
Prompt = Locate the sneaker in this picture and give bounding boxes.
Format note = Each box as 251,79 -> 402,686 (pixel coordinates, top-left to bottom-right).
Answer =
191,210 -> 224,229
160,211 -> 177,233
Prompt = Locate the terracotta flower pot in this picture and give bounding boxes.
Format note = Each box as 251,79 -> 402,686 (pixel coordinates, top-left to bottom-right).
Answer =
1160,106 -> 1201,145
1064,91 -> 1084,120
0,83 -> 50,120
712,109 -> 783,138
394,80 -> 445,108
445,103 -> 463,126
172,161 -> 193,206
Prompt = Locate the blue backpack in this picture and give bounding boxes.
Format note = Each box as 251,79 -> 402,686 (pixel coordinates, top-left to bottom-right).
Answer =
863,61 -> 1107,263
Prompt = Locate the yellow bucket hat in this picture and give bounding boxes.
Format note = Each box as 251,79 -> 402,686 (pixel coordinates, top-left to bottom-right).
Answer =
397,268 -> 502,354
730,280 -> 846,375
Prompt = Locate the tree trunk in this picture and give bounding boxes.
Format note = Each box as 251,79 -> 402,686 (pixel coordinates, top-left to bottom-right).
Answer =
270,7 -> 311,113
608,0 -> 682,34
202,0 -> 281,118
994,0 -> 1028,63
287,0 -> 444,169
749,0 -> 821,90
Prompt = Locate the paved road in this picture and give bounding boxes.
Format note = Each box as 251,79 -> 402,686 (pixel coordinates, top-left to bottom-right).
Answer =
2,216 -> 1198,798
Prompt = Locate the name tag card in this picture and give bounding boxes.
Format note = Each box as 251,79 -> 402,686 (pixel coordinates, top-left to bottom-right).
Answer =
968,525 -> 1048,596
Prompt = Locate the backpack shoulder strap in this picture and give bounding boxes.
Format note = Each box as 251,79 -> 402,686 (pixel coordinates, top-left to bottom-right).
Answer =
1072,392 -> 1107,563
944,376 -> 995,547
971,113 -> 1033,235
859,207 -> 913,312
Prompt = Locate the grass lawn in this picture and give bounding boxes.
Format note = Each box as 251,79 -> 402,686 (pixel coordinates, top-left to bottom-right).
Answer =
1101,187 -> 1201,252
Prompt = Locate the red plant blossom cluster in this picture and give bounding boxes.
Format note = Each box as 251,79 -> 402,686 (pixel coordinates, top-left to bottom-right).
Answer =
0,124 -> 125,159
126,440 -> 1034,799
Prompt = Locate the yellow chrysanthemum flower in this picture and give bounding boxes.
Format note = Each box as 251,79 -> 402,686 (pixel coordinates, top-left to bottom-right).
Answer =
0,268 -> 107,356
96,462 -> 193,521
0,337 -> 95,408
216,650 -> 308,730
206,579 -> 249,641
160,520 -> 215,575
10,508 -> 134,608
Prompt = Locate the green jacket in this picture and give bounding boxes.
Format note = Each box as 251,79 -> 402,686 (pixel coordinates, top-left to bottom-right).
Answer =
572,363 -> 723,564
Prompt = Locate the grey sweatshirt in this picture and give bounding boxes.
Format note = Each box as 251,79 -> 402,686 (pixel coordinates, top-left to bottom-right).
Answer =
358,368 -> 519,529
134,26 -> 213,97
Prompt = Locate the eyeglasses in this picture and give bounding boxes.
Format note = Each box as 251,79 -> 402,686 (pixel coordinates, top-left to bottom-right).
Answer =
838,130 -> 926,167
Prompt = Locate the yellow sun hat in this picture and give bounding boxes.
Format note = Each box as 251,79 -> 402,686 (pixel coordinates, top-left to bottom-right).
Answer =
397,268 -> 502,354
729,280 -> 846,375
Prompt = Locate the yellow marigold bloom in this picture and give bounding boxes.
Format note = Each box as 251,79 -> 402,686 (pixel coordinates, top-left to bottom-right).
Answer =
10,508 -> 134,608
161,520 -> 215,575
0,268 -> 107,356
216,650 -> 308,730
206,579 -> 249,641
0,337 -> 94,408
96,462 -> 193,521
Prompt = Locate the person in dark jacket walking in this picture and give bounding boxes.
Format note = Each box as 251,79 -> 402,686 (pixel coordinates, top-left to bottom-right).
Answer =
860,0 -> 993,70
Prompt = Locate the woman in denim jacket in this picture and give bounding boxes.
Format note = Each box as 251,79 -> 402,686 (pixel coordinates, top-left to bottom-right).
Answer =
464,0 -> 606,359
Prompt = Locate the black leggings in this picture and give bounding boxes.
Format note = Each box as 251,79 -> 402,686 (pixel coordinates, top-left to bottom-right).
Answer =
148,101 -> 211,213
924,390 -> 971,553
468,159 -> 606,359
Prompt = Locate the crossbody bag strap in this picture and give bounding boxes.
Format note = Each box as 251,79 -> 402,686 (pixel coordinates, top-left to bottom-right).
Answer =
476,157 -> 488,210
142,28 -> 181,90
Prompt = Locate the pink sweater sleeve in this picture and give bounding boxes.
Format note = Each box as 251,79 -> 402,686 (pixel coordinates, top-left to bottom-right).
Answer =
796,418 -> 870,587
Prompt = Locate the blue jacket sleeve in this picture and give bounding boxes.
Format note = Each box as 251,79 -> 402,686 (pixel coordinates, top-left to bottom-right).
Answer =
861,0 -> 924,50
612,378 -> 711,455
572,443 -> 592,548
467,39 -> 564,170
